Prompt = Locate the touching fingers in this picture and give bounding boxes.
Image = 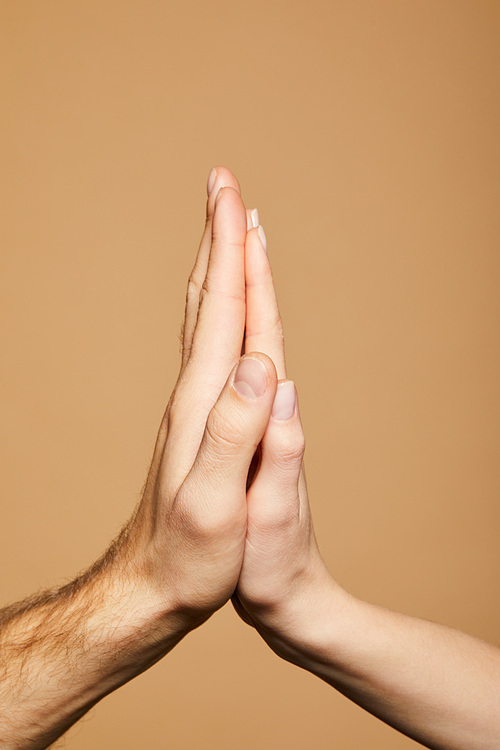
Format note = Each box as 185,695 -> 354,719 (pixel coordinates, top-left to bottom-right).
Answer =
185,186 -> 247,389
181,167 -> 241,370
244,220 -> 287,380
243,208 -> 308,512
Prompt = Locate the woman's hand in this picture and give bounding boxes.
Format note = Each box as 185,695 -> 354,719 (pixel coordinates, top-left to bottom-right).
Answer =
233,209 -> 500,750
232,212 -> 344,659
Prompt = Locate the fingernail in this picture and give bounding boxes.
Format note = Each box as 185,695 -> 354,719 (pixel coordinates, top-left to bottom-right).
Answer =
234,357 -> 268,399
207,167 -> 217,196
272,381 -> 296,420
215,187 -> 224,206
250,208 -> 259,229
257,225 -> 267,253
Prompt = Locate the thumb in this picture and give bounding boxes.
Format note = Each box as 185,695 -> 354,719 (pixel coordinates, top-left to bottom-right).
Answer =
181,353 -> 277,503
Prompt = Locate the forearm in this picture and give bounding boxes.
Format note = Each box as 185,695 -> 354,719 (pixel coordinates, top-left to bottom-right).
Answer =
263,579 -> 500,750
0,554 -> 184,750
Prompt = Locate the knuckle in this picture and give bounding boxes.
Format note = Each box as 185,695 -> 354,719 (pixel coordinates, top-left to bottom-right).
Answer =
205,403 -> 242,455
273,430 -> 306,467
245,315 -> 284,348
186,275 -> 202,304
199,281 -> 209,306
177,502 -> 215,542
173,488 -> 241,543
200,272 -> 245,305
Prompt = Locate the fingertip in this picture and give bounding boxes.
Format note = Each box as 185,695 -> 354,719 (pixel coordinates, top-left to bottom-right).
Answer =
271,380 -> 297,422
212,186 -> 248,239
245,226 -> 269,263
213,166 -> 241,193
246,208 -> 260,231
207,167 -> 217,196
249,208 -> 260,230
206,167 -> 241,216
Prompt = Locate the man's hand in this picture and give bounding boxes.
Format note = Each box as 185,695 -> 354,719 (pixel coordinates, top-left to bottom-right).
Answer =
116,172 -> 279,631
0,168 -> 279,749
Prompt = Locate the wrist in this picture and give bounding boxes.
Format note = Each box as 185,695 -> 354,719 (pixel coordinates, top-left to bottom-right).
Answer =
0,556 -> 190,748
73,557 -> 190,692
250,569 -> 356,674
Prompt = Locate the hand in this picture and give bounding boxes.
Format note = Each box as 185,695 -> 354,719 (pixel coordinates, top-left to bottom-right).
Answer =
0,168 -> 283,749
232,213 -> 345,658
111,170 -> 281,642
232,212 -> 500,750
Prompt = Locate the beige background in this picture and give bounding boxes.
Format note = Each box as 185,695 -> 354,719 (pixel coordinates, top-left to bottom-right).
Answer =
1,1 -> 499,747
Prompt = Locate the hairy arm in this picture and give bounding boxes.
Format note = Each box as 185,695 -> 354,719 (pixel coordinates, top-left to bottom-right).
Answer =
0,167 -> 279,749
0,542 -> 183,749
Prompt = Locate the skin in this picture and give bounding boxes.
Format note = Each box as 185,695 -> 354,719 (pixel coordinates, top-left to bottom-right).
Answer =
0,167 -> 499,749
0,169 -> 276,748
232,176 -> 500,750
